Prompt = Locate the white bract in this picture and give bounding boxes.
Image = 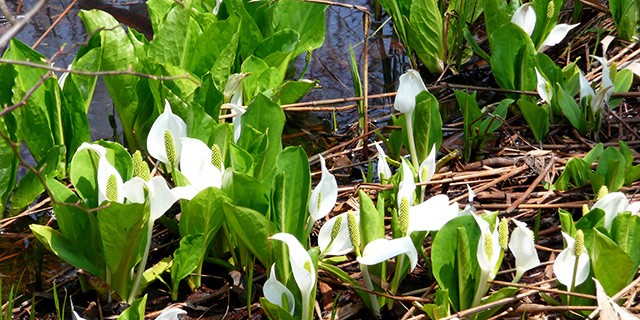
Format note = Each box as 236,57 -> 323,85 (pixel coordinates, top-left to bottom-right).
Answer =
553,232 -> 589,288
270,233 -> 316,320
357,237 -> 418,272
511,3 -> 579,52
263,264 -> 295,315
171,137 -> 225,200
122,176 -> 180,221
318,211 -> 358,256
394,69 -> 428,115
591,192 -> 639,231
374,142 -> 392,182
508,219 -> 540,282
418,144 -> 436,184
155,307 -> 187,320
308,155 -> 338,222
147,101 -> 188,166
224,73 -> 247,142
473,213 -> 501,279
535,68 -> 553,104
77,143 -> 125,204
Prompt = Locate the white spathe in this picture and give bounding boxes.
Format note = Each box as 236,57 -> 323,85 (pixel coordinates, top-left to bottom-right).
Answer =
408,194 -> 460,233
553,232 -> 590,288
535,68 -> 552,104
418,144 -> 437,184
263,264 -> 296,315
318,211 -> 359,256
308,155 -> 338,221
177,137 -> 224,197
511,3 -> 536,36
473,213 -> 501,279
374,142 -> 392,182
357,237 -> 418,272
508,219 -> 540,280
147,101 -> 188,166
77,143 -> 125,204
394,69 -> 428,115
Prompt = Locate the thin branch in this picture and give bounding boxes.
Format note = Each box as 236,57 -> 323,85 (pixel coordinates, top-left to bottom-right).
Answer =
0,0 -> 47,50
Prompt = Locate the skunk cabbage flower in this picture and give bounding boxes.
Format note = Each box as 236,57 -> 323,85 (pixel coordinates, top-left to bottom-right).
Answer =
309,155 -> 338,221
578,70 -> 595,105
473,213 -> 501,279
591,192 -> 639,230
155,308 -> 187,320
418,144 -> 436,184
510,3 -> 579,52
535,68 -> 553,104
553,231 -> 589,288
227,103 -> 245,143
270,233 -> 316,319
148,101 -> 187,167
590,55 -> 615,112
511,3 -> 536,36
212,0 -> 222,15
357,237 -> 418,272
263,264 -> 295,315
170,137 -> 225,200
318,211 -> 358,256
77,143 -> 125,204
374,142 -> 392,182
394,69 -> 428,115
122,176 -> 179,221
58,63 -> 72,88
508,219 -> 540,282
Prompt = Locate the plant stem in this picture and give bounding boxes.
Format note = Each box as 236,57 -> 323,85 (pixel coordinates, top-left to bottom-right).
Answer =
568,254 -> 580,306
472,270 -> 490,307
387,254 -> 405,309
128,219 -> 153,304
361,264 -> 381,317
405,112 -> 419,170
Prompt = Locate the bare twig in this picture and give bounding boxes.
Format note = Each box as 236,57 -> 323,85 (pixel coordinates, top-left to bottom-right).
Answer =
0,0 -> 47,50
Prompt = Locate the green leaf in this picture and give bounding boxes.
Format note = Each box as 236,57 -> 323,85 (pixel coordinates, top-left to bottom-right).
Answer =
98,202 -> 149,299
530,0 -> 563,46
274,80 -> 316,105
420,289 -> 451,319
476,287 -> 519,320
274,0 -> 326,58
79,10 -> 140,149
596,147 -> 626,191
30,224 -> 101,276
558,209 -> 576,237
483,0 -> 510,37
431,215 -> 480,311
536,54 -> 564,89
413,91 -> 442,162
610,69 -> 634,107
188,13 -> 241,79
407,0 -> 444,74
0,114 -> 19,213
490,23 -> 537,95
517,99 -> 549,141
116,295 -> 147,320
610,213 -> 640,271
554,158 -> 591,191
171,233 -> 205,296
591,229 -> 634,295
554,84 -> 586,134
179,187 -> 225,275
4,39 -> 58,162
222,170 -> 270,215
10,145 -> 65,215
456,227 -> 475,311
610,0 -> 638,40
359,190 -> 384,247
271,147 -> 310,242
223,202 -> 275,267
148,4 -> 195,69
455,90 -> 482,162
261,298 -> 295,320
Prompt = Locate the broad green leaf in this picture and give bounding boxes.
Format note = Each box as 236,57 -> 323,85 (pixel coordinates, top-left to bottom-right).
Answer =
223,202 -> 275,267
229,143 -> 256,175
611,213 -> 640,271
554,158 -> 591,191
610,0 -> 638,40
413,91 -> 442,162
0,113 -> 19,213
554,84 -> 586,134
62,34 -> 102,112
273,80 -> 317,105
596,147 -> 626,191
79,10 -> 140,149
272,147 -> 310,242
30,224 -> 101,276
185,103 -> 217,143
274,0 -> 326,58
224,0 -> 264,59
456,227 -> 475,311
476,287 -> 519,320
147,0 -> 173,33
420,289 -> 451,319
431,215 -> 480,311
359,190 -> 384,247
148,4 -> 196,69
517,99 -> 549,141
490,23 -> 537,94
558,209 -> 576,237
222,170 -> 270,216
10,145 -> 65,215
479,98 -> 510,134
530,0 -> 563,46
610,69 -> 634,107
171,233 -> 205,296
591,229 -> 634,295
188,13 -> 241,80
4,39 -> 58,162
116,295 -> 147,320
536,54 -> 564,89
455,90 -> 482,162
261,298 -> 295,320
483,0 -> 510,37
584,143 -> 604,165
241,94 -> 285,183
408,0 -> 444,74
98,202 -> 149,299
